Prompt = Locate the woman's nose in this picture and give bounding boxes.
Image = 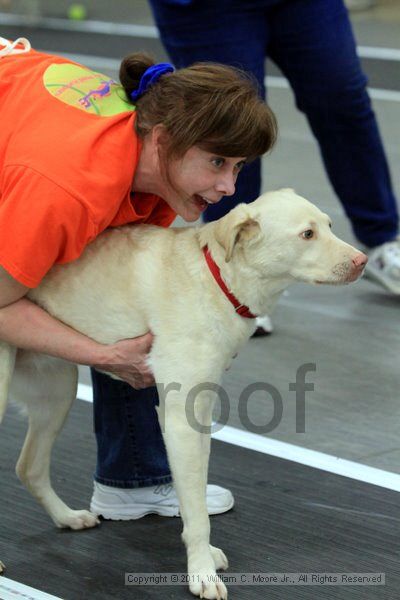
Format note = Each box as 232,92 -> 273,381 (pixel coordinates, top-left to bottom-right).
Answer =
215,173 -> 236,197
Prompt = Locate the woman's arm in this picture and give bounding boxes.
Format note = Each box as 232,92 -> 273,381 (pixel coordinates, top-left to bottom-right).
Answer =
0,267 -> 154,389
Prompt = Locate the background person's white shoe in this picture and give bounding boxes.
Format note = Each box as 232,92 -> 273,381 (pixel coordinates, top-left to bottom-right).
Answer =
90,482 -> 234,519
253,314 -> 274,337
364,238 -> 400,295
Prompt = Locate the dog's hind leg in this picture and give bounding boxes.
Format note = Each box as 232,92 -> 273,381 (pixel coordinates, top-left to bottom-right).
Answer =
12,354 -> 100,530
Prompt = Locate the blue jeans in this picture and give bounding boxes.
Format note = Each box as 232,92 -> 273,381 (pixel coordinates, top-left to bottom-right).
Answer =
93,0 -> 399,487
92,370 -> 172,486
150,0 -> 399,246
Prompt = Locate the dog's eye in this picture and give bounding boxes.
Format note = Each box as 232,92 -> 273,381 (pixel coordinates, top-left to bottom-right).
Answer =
302,230 -> 314,239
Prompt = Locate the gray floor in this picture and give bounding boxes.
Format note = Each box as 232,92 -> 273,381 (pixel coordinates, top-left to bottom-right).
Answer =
1,399 -> 399,600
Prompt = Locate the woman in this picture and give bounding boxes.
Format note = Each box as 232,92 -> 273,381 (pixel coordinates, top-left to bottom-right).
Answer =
0,39 -> 277,518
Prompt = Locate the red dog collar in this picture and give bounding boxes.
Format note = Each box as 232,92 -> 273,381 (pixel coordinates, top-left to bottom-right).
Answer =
202,246 -> 257,319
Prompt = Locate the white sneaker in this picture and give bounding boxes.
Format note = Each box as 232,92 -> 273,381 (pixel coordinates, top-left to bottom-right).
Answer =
253,314 -> 274,337
90,482 -> 234,520
365,237 -> 400,295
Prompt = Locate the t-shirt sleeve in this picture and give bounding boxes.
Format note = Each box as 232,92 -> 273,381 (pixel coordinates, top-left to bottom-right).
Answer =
0,165 -> 97,287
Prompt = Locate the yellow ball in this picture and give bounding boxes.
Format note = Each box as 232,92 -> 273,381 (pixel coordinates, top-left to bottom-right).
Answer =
67,4 -> 87,20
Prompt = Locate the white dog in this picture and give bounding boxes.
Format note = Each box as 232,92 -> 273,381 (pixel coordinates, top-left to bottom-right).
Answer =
0,189 -> 367,599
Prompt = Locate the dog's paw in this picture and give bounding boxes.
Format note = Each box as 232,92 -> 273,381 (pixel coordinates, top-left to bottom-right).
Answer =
189,571 -> 227,599
209,545 -> 228,571
0,560 -> 5,574
55,509 -> 100,530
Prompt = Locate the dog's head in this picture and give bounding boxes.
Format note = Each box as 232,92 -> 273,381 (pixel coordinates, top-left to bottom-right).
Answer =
212,188 -> 367,286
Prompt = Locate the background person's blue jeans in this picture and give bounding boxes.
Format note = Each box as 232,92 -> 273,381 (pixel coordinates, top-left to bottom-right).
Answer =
150,0 -> 399,247
93,0 -> 398,487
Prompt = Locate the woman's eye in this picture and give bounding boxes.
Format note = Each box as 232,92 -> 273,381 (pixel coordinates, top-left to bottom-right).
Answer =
212,157 -> 225,168
302,229 -> 314,239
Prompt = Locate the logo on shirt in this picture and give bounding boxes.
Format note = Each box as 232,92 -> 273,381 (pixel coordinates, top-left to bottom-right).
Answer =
43,63 -> 135,116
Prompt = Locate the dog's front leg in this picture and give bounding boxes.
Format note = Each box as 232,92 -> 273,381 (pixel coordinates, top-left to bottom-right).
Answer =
157,382 -> 227,600
200,430 -> 229,574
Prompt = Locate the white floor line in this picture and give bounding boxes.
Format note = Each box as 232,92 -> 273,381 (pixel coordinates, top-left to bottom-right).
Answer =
266,74 -> 400,102
52,51 -> 400,103
0,13 -> 159,38
0,576 -> 63,600
367,87 -> 400,102
358,45 -> 400,61
213,425 -> 400,493
3,12 -> 400,63
77,382 -> 93,402
76,383 -> 400,492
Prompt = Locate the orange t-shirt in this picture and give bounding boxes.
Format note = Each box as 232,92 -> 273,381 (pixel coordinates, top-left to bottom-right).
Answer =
0,45 -> 176,287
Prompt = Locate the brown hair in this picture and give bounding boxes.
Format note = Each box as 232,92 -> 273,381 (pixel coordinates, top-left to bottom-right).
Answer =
119,52 -> 277,161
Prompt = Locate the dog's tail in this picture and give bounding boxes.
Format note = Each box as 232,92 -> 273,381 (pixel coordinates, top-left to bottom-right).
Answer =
0,341 -> 16,424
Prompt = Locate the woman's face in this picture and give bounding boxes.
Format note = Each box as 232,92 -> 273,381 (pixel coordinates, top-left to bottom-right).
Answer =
163,146 -> 247,222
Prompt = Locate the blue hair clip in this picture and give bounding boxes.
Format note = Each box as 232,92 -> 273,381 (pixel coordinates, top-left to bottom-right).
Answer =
130,63 -> 175,101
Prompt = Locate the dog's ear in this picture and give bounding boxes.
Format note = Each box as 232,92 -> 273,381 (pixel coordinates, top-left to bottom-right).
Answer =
214,211 -> 261,262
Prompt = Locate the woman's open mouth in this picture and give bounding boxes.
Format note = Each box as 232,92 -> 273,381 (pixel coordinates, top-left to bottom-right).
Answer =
193,194 -> 212,211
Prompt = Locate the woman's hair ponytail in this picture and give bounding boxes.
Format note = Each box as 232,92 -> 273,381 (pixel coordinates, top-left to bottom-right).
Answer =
119,52 -> 155,101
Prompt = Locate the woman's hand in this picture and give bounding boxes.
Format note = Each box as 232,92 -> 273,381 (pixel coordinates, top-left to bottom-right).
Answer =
94,332 -> 155,389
